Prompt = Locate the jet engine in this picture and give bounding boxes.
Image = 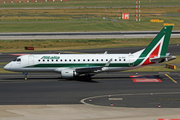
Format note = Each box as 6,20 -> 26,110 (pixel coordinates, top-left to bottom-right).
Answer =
61,69 -> 79,78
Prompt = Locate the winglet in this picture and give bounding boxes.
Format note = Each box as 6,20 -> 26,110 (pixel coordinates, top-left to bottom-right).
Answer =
104,51 -> 108,54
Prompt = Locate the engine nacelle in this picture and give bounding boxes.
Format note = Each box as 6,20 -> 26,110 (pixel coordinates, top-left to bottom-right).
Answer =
61,69 -> 78,78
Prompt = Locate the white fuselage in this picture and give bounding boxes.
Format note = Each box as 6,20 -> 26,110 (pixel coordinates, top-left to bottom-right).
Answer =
4,53 -> 140,73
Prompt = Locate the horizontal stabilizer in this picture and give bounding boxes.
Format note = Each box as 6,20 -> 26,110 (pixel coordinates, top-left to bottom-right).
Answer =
150,56 -> 176,63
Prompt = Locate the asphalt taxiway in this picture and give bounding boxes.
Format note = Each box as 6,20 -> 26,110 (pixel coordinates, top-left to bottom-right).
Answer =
0,72 -> 180,120
0,31 -> 180,40
0,72 -> 180,107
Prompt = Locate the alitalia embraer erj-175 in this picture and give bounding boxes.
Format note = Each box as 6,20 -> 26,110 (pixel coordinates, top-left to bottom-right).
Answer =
4,26 -> 176,80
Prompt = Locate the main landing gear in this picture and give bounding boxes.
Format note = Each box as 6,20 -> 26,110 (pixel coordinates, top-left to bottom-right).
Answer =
23,72 -> 28,80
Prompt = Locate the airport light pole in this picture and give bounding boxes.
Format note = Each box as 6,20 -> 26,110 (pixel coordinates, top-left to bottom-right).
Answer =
136,0 -> 138,21
136,0 -> 140,21
139,0 -> 140,21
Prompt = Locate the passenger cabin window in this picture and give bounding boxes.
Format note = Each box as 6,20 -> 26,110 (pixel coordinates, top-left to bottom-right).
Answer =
124,59 -> 126,61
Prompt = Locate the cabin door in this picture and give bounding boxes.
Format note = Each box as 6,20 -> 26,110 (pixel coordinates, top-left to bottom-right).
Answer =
28,55 -> 34,66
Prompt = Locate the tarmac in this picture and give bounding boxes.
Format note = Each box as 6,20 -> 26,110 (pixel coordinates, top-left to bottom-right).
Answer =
0,104 -> 180,120
0,72 -> 180,120
0,31 -> 180,40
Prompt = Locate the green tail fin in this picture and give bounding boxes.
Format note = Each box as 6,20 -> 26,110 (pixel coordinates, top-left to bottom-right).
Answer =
141,26 -> 173,57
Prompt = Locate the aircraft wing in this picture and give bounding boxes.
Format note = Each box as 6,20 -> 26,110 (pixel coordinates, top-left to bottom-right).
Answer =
75,58 -> 112,74
75,66 -> 103,73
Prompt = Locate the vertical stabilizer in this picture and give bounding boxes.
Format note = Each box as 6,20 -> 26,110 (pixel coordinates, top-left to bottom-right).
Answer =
134,26 -> 173,66
141,26 -> 173,57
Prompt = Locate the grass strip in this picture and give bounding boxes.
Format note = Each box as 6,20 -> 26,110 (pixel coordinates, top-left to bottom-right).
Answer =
0,0 -> 180,8
0,7 -> 180,32
0,68 -> 16,73
0,38 -> 180,53
0,16 -> 180,32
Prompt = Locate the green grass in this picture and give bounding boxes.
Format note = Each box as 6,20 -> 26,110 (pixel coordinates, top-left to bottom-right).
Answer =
0,17 -> 180,32
0,6 -> 180,32
0,0 -> 180,8
0,38 -> 180,53
0,62 -> 8,65
0,68 -> 17,73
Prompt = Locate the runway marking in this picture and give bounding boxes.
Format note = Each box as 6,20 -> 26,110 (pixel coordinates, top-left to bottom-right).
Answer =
80,92 -> 180,107
130,75 -> 162,82
108,98 -> 123,100
165,74 -> 177,83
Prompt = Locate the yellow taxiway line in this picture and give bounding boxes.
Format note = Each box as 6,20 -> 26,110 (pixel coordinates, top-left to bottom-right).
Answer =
165,74 -> 177,83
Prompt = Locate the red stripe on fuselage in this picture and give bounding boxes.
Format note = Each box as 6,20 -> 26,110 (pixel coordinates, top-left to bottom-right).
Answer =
142,43 -> 161,66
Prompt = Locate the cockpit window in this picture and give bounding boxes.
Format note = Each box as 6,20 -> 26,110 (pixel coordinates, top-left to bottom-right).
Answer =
17,58 -> 21,62
13,58 -> 21,62
13,58 -> 17,61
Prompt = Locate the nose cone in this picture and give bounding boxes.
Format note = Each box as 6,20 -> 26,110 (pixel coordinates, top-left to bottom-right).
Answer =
3,63 -> 10,71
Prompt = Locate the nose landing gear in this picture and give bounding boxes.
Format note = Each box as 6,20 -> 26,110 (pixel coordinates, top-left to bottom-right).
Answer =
23,72 -> 28,80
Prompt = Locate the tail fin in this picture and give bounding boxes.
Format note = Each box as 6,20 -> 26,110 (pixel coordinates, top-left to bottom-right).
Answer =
134,26 -> 173,66
141,26 -> 173,57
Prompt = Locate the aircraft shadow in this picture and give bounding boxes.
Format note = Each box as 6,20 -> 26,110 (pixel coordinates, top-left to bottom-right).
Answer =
0,75 -> 161,83
0,77 -> 99,83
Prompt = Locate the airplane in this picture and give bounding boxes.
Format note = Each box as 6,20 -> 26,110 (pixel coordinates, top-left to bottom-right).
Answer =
3,26 -> 176,80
